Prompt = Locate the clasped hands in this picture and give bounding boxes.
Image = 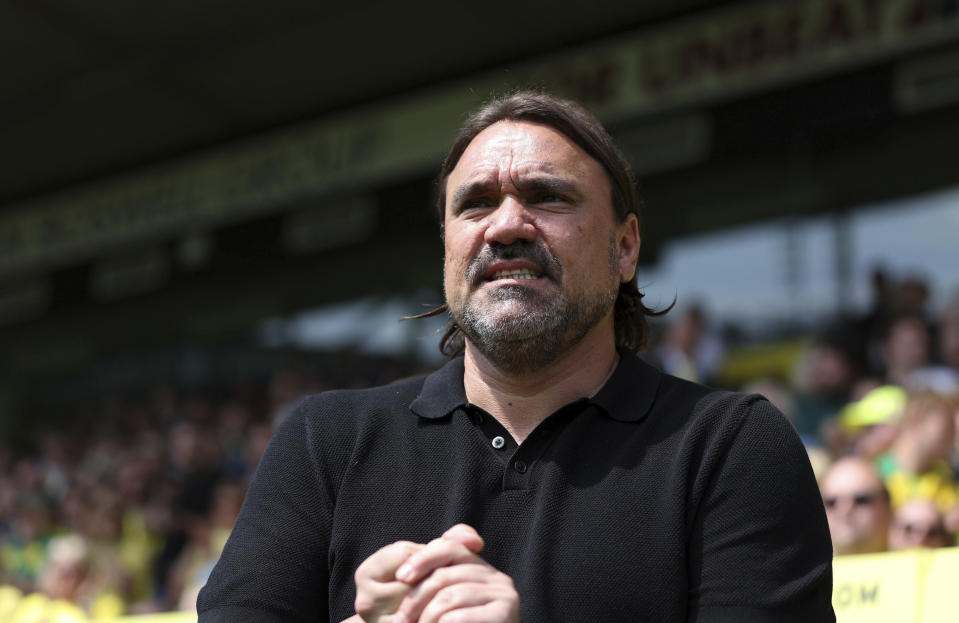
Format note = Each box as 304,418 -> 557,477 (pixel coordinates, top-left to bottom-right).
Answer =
342,524 -> 519,623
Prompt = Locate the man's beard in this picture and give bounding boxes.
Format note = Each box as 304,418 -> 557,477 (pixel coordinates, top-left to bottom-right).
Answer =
448,240 -> 619,375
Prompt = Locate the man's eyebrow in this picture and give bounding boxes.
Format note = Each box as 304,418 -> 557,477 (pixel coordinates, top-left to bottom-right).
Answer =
515,176 -> 581,197
449,176 -> 581,208
450,180 -> 497,209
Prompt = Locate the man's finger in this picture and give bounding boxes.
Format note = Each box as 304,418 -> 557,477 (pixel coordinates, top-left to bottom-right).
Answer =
417,582 -> 518,623
395,562 -> 492,623
354,541 -> 424,620
355,541 -> 423,582
394,537 -> 476,584
441,523 -> 485,553
354,578 -> 412,619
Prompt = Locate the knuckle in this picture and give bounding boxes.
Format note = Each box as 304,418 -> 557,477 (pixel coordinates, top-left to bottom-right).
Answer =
418,572 -> 443,595
353,595 -> 374,617
354,565 -> 368,583
435,584 -> 460,605
494,601 -> 516,619
445,522 -> 472,535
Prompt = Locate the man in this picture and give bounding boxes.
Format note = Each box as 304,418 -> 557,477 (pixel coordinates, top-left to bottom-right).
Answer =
940,300 -> 959,374
197,92 -> 834,622
881,313 -> 933,388
888,498 -> 954,550
820,456 -> 892,556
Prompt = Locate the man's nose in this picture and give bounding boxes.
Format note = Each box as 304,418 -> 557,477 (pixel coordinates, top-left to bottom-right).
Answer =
483,196 -> 536,246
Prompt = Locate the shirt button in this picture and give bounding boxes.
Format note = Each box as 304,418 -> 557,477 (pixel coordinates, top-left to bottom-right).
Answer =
491,436 -> 505,449
513,460 -> 528,473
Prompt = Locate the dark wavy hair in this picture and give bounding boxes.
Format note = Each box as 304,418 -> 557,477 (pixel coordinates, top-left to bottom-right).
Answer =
410,90 -> 670,356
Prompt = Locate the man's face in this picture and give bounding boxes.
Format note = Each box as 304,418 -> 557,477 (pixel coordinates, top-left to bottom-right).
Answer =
821,458 -> 891,555
889,499 -> 951,550
442,120 -> 639,372
885,316 -> 930,373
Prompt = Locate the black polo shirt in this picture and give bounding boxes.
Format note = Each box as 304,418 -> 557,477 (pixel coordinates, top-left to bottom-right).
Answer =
197,351 -> 834,622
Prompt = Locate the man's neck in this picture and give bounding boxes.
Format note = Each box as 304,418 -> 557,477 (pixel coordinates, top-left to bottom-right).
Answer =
463,332 -> 620,444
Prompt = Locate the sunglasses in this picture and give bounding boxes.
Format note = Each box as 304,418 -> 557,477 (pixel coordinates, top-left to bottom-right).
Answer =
895,522 -> 949,539
823,493 -> 880,509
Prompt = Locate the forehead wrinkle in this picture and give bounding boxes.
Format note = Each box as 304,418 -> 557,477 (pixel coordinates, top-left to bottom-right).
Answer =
449,151 -> 519,208
511,151 -> 612,202
508,158 -> 574,181
447,121 -> 604,209
488,157 -> 569,197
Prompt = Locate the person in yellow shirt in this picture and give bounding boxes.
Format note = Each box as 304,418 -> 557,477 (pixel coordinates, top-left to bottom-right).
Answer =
876,391 -> 959,522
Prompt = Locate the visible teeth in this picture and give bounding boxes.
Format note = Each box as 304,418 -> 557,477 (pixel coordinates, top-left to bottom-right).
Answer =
491,268 -> 539,280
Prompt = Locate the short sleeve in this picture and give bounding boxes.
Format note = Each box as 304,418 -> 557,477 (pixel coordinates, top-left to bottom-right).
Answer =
686,395 -> 835,622
197,400 -> 335,623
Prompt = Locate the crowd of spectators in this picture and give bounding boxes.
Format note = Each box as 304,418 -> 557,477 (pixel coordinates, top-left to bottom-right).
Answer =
651,269 -> 959,559
795,276 -> 959,559
1,269 -> 958,618
0,353 -> 421,618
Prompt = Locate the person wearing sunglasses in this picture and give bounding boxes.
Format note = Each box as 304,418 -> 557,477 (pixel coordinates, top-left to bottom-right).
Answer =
821,456 -> 893,555
888,498 -> 954,550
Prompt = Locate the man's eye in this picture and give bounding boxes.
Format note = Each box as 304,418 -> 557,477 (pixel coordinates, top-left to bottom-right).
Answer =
461,197 -> 497,211
530,193 -> 566,204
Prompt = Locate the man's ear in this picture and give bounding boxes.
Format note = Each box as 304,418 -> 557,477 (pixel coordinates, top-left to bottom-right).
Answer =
617,213 -> 640,283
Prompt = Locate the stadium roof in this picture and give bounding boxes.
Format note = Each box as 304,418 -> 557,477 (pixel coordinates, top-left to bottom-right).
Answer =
0,0 -> 728,205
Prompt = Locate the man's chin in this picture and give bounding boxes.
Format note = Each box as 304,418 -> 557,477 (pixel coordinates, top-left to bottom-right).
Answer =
478,318 -> 551,343
454,303 -> 556,345
471,291 -> 553,315
831,530 -> 868,550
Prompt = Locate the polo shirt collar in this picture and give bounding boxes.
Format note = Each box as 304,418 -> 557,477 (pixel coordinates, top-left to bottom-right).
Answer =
408,349 -> 661,423
590,349 -> 661,422
409,355 -> 467,419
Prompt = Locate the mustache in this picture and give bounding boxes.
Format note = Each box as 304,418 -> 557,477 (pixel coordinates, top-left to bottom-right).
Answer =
466,241 -> 562,287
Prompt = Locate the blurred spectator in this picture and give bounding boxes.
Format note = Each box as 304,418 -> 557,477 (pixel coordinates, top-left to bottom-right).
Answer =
939,300 -> 959,373
826,385 -> 905,460
170,480 -> 245,612
792,335 -> 857,441
216,400 -> 256,480
882,313 -> 933,387
1,489 -> 56,590
820,456 -> 893,556
876,391 -> 959,513
36,534 -> 124,619
888,499 -> 954,550
895,276 -> 931,318
243,422 -> 272,479
854,267 -> 893,379
648,304 -> 724,385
